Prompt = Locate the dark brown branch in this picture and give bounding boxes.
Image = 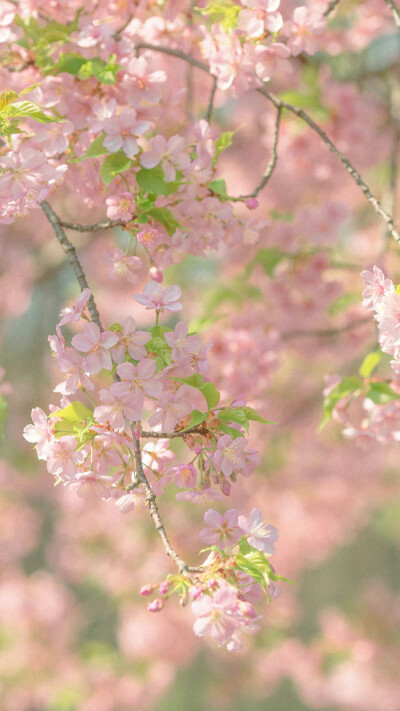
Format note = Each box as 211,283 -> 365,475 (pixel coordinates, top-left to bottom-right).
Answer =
41,201 -> 102,329
384,0 -> 400,28
282,317 -> 371,341
135,42 -> 399,241
206,76 -> 218,123
324,0 -> 341,17
231,106 -> 282,201
141,426 -> 208,439
132,435 -> 202,576
260,89 -> 400,243
59,219 -> 128,232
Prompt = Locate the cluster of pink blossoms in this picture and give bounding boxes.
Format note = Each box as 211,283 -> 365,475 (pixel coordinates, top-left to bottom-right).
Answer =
24,282 -> 268,507
142,507 -> 282,651
23,282 -> 283,650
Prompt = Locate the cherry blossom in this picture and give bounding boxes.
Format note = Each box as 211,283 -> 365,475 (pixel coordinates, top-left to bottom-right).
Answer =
238,509 -> 279,554
102,248 -> 143,282
111,316 -> 151,364
103,108 -> 150,158
71,323 -> 118,374
132,282 -> 182,313
199,509 -> 241,547
105,193 -> 136,221
282,6 -> 327,56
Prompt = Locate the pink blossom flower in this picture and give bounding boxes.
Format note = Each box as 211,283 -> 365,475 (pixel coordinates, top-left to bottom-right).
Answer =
111,316 -> 151,364
103,108 -> 150,158
376,291 -> 400,345
23,407 -> 54,460
115,359 -> 163,416
46,436 -> 85,480
237,0 -> 283,38
137,227 -> 163,249
191,582 -> 241,645
54,348 -> 94,395
200,509 -> 241,547
140,134 -> 191,181
147,386 -> 192,431
133,282 -> 182,313
58,288 -> 91,327
102,248 -> 143,282
105,193 -> 136,221
142,439 -> 175,474
361,266 -> 394,312
164,321 -> 201,361
213,434 -> 247,477
64,471 -> 111,500
123,56 -> 166,105
71,322 -> 118,374
114,491 -> 145,513
33,120 -> 74,157
176,488 -> 224,504
94,386 -> 141,432
174,464 -> 197,488
282,6 -> 326,56
238,508 -> 279,554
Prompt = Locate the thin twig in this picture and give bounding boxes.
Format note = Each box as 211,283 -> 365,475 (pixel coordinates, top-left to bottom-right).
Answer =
41,201 -> 102,329
132,434 -> 202,576
384,0 -> 400,28
282,317 -> 371,341
141,426 -> 208,439
324,0 -> 342,17
134,42 -> 399,240
232,106 -> 282,201
59,219 -> 128,232
206,76 -> 217,123
260,89 -> 400,243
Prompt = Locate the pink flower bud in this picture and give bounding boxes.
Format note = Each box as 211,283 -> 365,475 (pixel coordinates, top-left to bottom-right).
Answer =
238,600 -> 257,619
245,198 -> 258,210
189,585 -> 203,600
159,580 -> 170,595
150,266 -> 163,283
140,584 -> 155,596
148,598 -> 165,612
194,444 -> 202,455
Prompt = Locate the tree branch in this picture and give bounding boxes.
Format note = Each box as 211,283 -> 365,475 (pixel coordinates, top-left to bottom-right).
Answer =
384,0 -> 400,28
131,434 -> 202,576
231,106 -> 282,201
41,201 -> 102,329
282,316 -> 371,341
260,89 -> 400,243
141,425 -> 208,439
206,76 -> 218,123
59,219 -> 128,232
324,0 -> 342,17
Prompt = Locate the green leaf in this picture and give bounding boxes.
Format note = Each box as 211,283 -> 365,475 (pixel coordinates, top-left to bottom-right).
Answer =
197,0 -> 241,30
243,406 -> 275,424
172,374 -> 205,388
366,382 -> 400,404
51,401 -> 93,422
218,408 -> 248,424
0,91 -> 18,111
77,134 -> 109,161
189,409 -> 206,427
2,101 -> 61,124
214,130 -> 235,159
200,382 -> 220,410
99,151 -> 131,186
53,52 -> 87,76
248,247 -> 286,277
136,165 -> 182,196
0,394 -> 7,440
219,423 -> 244,439
145,207 -> 181,236
208,178 -> 228,199
328,292 -> 360,315
320,376 -> 363,430
359,351 -> 382,378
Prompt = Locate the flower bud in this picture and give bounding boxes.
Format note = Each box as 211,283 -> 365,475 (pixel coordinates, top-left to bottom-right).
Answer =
140,584 -> 155,596
150,266 -> 163,283
189,585 -> 203,600
245,198 -> 258,210
159,580 -> 170,595
148,598 -> 165,612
